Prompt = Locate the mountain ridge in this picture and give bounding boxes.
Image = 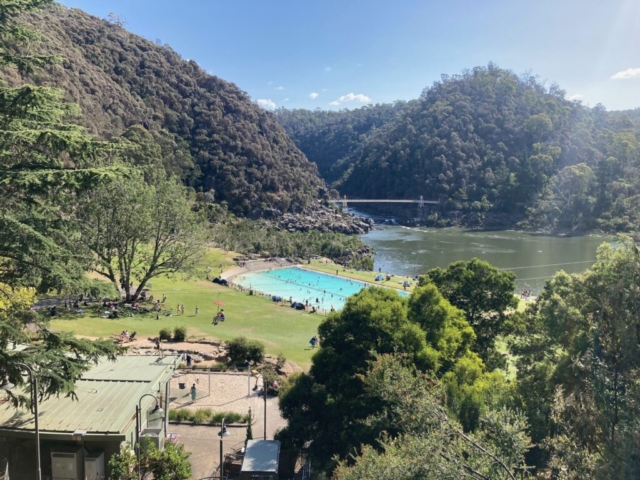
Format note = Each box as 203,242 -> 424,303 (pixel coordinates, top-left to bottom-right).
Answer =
5,4 -> 325,215
278,65 -> 640,233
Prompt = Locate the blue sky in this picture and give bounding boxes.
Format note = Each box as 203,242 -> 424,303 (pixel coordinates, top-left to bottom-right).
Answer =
59,0 -> 640,111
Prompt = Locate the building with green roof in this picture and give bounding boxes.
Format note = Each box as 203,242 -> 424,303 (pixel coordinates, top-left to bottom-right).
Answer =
0,355 -> 179,479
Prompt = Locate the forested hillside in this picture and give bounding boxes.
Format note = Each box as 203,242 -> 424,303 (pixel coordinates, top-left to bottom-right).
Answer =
280,65 -> 640,233
4,4 -> 324,215
275,102 -> 409,183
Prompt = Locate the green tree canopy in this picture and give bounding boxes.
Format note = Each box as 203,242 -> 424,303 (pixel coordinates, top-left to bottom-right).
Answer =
278,285 -> 510,473
511,237 -> 640,477
0,0 -> 123,407
75,174 -> 207,301
333,355 -> 530,480
423,258 -> 517,369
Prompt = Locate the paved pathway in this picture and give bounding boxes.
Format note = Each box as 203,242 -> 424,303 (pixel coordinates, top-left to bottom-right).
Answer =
168,372 -> 287,477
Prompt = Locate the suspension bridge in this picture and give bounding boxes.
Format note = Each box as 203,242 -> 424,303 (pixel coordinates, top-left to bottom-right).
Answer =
329,195 -> 438,209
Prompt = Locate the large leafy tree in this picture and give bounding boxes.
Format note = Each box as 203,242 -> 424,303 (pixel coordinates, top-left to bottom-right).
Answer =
333,355 -> 530,480
278,286 -> 510,473
511,237 -> 640,478
278,288 -> 431,472
423,258 -> 518,369
0,0 -> 123,407
76,174 -> 207,301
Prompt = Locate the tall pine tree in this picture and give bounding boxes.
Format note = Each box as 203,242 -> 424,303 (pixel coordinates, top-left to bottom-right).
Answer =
0,0 -> 125,407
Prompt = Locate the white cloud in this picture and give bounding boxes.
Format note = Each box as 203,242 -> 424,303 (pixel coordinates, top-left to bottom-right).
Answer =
283,98 -> 290,102
257,99 -> 276,110
275,86 -> 285,90
356,63 -> 363,67
329,92 -> 371,106
611,68 -> 640,79
310,92 -> 319,99
322,88 -> 328,92
325,66 -> 333,72
267,81 -> 273,85
568,94 -> 583,101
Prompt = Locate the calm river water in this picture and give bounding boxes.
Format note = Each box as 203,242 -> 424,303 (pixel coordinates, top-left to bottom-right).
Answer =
360,226 -> 610,294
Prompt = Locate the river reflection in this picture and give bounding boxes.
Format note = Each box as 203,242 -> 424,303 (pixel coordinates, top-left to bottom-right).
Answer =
360,225 -> 611,294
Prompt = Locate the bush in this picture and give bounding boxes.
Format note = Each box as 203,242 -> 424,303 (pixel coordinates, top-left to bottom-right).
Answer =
159,328 -> 172,341
171,409 -> 191,423
169,408 -> 250,424
210,411 -> 249,424
276,353 -> 286,370
261,363 -> 280,395
227,336 -> 265,363
192,408 -> 209,425
173,326 -> 188,342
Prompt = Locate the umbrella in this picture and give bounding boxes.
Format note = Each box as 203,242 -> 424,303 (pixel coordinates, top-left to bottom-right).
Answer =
213,299 -> 225,313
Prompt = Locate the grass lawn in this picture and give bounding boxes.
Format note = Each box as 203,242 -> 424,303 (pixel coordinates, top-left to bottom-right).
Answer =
306,259 -> 416,292
50,249 -> 324,369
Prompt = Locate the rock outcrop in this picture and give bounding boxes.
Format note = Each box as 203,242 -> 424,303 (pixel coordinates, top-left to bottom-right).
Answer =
275,204 -> 374,235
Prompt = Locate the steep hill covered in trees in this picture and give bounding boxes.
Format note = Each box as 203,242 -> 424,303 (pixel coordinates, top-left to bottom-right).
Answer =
275,102 -> 409,183
4,4 -> 324,216
280,65 -> 640,233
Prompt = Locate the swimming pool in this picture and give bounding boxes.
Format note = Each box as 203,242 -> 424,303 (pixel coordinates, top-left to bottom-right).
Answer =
233,267 -> 408,310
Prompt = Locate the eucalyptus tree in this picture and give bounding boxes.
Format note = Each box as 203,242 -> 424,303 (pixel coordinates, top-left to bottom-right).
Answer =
512,237 -> 640,477
76,174 -> 207,301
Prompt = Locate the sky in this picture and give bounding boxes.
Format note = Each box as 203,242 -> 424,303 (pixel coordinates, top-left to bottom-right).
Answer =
58,0 -> 640,111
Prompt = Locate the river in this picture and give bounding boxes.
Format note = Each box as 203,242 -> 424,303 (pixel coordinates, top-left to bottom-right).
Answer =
359,225 -> 610,295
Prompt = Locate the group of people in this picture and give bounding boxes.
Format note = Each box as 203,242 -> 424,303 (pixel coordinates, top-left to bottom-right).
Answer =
521,290 -> 533,299
119,330 -> 136,343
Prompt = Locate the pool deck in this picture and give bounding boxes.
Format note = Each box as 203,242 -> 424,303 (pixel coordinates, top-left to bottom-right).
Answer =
223,259 -> 411,295
296,265 -> 409,293
221,259 -> 291,281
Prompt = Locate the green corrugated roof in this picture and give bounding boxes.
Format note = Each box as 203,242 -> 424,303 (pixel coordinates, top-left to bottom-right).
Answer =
82,355 -> 177,382
0,355 -> 177,435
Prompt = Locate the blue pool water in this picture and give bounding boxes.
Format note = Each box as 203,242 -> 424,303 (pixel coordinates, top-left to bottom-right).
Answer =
234,267 -> 408,310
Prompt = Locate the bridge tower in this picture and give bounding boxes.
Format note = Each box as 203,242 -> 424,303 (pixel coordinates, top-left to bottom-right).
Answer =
342,195 -> 348,210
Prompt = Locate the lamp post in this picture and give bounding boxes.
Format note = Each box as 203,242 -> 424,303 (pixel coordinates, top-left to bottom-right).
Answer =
245,360 -> 251,397
136,394 -> 163,480
218,418 -> 230,479
252,375 -> 268,440
1,363 -> 41,480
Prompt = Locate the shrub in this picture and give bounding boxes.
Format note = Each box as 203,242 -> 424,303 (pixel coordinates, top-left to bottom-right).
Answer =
227,336 -> 265,363
192,409 -> 209,425
261,363 -> 280,396
276,353 -> 286,370
210,412 -> 247,424
172,409 -> 191,423
173,326 -> 188,342
169,409 -> 249,424
246,408 -> 253,443
159,328 -> 172,341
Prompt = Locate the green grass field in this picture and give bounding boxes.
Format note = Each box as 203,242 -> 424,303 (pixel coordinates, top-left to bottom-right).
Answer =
48,249 -> 529,371
50,249 -> 324,369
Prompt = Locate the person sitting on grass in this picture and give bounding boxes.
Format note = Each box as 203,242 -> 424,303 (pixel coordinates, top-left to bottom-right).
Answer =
212,309 -> 226,325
